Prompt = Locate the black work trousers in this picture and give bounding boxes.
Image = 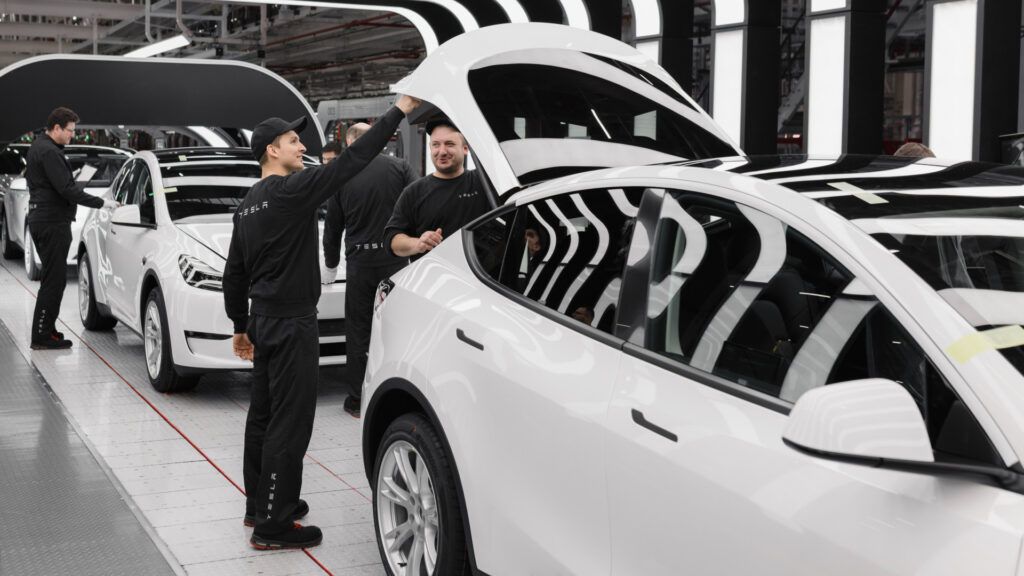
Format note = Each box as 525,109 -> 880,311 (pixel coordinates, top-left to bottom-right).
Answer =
29,221 -> 71,341
243,313 -> 319,536
344,261 -> 405,398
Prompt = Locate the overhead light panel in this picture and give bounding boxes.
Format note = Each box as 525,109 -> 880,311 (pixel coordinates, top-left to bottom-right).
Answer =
125,34 -> 190,58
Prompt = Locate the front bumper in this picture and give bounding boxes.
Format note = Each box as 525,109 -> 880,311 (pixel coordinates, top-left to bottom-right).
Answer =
166,277 -> 347,371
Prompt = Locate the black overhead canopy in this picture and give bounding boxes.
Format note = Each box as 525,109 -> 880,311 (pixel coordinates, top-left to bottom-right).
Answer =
0,55 -> 324,155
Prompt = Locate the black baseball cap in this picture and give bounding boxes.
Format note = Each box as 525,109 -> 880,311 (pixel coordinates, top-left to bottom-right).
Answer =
250,116 -> 308,161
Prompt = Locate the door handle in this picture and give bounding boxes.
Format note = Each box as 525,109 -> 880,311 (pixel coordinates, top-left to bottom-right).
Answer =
631,409 -> 677,442
456,328 -> 484,351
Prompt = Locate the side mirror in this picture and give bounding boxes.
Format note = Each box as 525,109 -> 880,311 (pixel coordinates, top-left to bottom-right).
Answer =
783,379 -> 1024,494
111,204 -> 141,226
783,378 -> 934,463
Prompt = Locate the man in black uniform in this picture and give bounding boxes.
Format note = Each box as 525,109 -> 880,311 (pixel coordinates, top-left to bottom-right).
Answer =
223,95 -> 420,550
320,122 -> 416,418
26,107 -> 119,350
384,119 -> 492,261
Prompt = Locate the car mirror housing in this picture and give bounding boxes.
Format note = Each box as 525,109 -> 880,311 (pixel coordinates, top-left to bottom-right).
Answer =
111,204 -> 141,226
783,378 -> 935,463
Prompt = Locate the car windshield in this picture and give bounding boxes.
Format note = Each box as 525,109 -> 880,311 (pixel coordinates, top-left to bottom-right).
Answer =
468,59 -> 736,185
164,184 -> 249,221
819,189 -> 1024,374
159,161 -> 261,180
66,153 -> 129,185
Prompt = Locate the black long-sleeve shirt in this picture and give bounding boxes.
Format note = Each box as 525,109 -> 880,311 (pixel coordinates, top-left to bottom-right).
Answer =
223,106 -> 405,333
25,134 -> 103,224
322,153 -> 415,269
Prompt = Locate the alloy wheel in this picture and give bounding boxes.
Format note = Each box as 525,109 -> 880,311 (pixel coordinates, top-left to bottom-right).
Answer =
78,259 -> 90,321
144,300 -> 162,380
377,440 -> 440,576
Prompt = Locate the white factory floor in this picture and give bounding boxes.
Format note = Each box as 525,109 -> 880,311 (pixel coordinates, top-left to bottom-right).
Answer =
0,256 -> 384,576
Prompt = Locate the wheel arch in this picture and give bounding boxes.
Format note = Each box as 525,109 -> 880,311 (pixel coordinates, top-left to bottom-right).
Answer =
139,270 -> 162,324
363,377 -> 487,575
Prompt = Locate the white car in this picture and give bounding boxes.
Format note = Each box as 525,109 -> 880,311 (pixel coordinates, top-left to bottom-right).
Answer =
362,23 -> 1024,576
78,148 -> 347,392
0,144 -> 131,279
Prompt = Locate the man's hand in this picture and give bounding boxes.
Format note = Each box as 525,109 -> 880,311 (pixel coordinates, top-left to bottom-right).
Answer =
321,263 -> 338,285
102,199 -> 121,210
232,333 -> 254,361
416,228 -> 443,254
395,94 -> 422,115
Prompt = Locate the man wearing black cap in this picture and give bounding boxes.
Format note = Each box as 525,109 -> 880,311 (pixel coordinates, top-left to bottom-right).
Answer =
223,94 -> 420,550
384,119 -> 492,262
27,106 -> 120,350
320,121 -> 416,418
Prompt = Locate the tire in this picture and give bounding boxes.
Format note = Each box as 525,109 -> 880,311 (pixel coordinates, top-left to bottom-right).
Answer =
373,413 -> 469,576
143,287 -> 198,393
78,252 -> 117,331
0,210 -> 20,259
24,226 -> 41,280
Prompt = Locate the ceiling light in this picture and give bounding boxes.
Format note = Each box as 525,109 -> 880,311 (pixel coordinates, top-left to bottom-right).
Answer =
124,34 -> 190,58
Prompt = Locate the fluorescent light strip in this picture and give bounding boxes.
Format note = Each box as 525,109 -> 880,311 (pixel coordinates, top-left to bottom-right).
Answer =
712,29 -> 744,145
928,0 -> 977,160
559,0 -> 591,29
632,0 -> 662,36
495,0 -> 528,23
124,34 -> 189,58
807,15 -> 847,155
714,0 -> 746,26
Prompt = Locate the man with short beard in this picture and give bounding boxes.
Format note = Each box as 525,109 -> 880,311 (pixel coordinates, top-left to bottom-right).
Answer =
384,118 -> 492,263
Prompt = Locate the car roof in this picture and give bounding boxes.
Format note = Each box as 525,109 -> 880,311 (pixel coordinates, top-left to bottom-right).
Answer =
507,154 -> 1024,220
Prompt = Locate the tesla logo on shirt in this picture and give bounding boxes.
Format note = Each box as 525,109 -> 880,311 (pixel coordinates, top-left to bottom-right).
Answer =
239,201 -> 269,218
457,190 -> 479,200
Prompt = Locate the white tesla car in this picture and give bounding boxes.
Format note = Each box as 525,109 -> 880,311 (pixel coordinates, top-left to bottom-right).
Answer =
362,23 -> 1024,576
78,148 -> 347,392
0,144 -> 131,279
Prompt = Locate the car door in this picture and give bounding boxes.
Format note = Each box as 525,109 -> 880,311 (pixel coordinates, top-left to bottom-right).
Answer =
443,186 -> 646,574
105,160 -> 152,323
604,188 -> 1024,575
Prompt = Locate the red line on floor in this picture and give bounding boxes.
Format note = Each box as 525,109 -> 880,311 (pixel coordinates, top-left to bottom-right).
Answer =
304,452 -> 372,503
0,262 -> 334,574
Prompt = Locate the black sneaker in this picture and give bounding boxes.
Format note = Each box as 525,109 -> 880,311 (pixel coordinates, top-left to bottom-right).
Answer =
244,499 -> 308,527
250,523 -> 323,550
343,396 -> 361,418
31,333 -> 73,350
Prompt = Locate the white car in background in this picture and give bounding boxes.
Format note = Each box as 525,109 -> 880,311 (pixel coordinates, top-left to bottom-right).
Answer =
362,23 -> 1024,576
0,144 -> 131,279
77,148 -> 347,392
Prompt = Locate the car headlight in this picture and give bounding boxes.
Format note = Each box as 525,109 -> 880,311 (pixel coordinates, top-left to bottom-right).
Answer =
178,255 -> 223,292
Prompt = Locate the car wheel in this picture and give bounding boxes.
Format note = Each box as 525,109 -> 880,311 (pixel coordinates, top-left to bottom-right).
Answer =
23,226 -> 41,280
373,413 -> 469,576
78,252 -> 117,331
143,287 -> 198,393
0,211 -> 21,259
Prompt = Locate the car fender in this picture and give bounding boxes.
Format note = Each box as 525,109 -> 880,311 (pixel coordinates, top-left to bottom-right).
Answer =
363,376 -> 489,576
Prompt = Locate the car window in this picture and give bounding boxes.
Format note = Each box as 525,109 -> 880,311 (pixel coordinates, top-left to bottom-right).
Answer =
644,191 -> 999,465
113,161 -> 140,205
491,188 -> 642,335
136,167 -> 155,225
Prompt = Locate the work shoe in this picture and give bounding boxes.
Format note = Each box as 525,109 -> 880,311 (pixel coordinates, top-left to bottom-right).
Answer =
250,523 -> 323,550
343,396 -> 361,418
30,333 -> 73,350
244,499 -> 309,527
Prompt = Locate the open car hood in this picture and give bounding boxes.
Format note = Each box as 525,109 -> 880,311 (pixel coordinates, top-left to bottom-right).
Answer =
394,23 -> 741,197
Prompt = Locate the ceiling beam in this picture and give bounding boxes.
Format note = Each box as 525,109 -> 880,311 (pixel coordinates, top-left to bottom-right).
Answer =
0,0 -> 144,20
0,22 -> 110,40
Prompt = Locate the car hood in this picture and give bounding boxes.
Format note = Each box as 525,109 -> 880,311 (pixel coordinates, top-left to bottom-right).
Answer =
393,22 -> 740,198
175,215 -> 342,274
